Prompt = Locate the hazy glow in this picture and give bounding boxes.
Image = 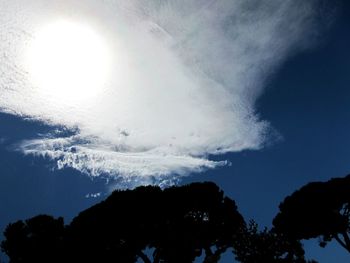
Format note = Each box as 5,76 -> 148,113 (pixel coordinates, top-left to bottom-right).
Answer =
25,20 -> 111,103
0,0 -> 324,187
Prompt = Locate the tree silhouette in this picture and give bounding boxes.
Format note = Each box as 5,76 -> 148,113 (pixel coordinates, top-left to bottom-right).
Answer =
273,175 -> 350,253
67,182 -> 245,263
233,221 -> 316,263
2,215 -> 64,263
2,182 -> 314,263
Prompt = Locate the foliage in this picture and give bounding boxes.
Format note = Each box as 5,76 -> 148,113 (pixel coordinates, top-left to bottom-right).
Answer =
1,182 -> 315,263
2,183 -> 244,262
273,175 -> 350,253
67,182 -> 244,263
233,221 -> 316,263
2,215 -> 64,263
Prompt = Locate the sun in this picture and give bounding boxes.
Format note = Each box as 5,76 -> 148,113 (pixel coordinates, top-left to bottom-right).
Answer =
25,20 -> 112,104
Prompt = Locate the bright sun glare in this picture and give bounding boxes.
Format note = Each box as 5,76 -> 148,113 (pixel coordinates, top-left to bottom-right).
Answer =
26,20 -> 111,103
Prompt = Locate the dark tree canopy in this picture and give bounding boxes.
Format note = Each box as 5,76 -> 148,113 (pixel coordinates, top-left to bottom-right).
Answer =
273,175 -> 350,253
2,215 -> 64,263
2,182 -> 313,263
68,182 -> 244,263
233,221 -> 315,263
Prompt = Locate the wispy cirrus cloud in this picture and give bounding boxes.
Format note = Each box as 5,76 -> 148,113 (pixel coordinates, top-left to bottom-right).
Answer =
0,0 -> 327,186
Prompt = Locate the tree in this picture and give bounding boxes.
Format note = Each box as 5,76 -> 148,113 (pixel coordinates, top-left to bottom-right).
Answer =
67,182 -> 245,263
232,221 -> 316,263
1,215 -> 64,263
2,182 -> 315,263
2,182 -> 245,263
273,175 -> 350,253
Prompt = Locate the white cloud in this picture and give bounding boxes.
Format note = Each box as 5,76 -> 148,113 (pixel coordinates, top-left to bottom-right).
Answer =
0,0 -> 322,186
85,192 -> 101,198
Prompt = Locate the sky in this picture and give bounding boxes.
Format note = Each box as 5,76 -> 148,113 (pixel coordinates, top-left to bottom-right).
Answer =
0,0 -> 349,262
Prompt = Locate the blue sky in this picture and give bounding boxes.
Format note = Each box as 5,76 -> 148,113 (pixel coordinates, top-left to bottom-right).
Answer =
0,1 -> 350,262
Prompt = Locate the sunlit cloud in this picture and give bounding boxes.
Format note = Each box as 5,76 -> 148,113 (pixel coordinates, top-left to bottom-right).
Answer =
0,0 -> 324,186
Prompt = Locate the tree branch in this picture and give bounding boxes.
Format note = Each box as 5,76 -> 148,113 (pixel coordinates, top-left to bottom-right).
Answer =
153,249 -> 161,263
204,246 -> 213,256
137,251 -> 152,263
341,232 -> 350,252
334,234 -> 350,252
204,246 -> 228,263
